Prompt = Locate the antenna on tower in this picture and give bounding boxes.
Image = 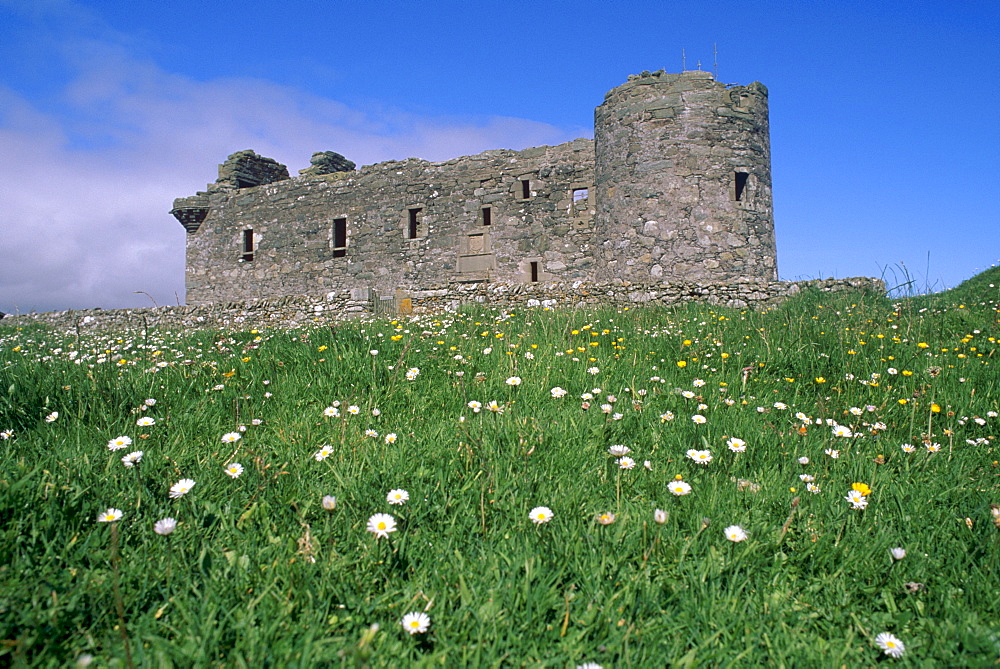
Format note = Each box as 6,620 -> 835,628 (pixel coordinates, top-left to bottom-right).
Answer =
682,48 -> 686,72
713,43 -> 718,79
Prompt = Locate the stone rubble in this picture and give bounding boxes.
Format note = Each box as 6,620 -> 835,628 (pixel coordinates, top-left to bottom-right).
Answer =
2,277 -> 885,333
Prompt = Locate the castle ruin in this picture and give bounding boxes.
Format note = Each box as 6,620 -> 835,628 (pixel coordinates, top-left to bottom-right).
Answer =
172,70 -> 776,305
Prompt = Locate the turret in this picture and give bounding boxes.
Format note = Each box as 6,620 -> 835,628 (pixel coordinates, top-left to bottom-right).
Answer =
593,70 -> 776,282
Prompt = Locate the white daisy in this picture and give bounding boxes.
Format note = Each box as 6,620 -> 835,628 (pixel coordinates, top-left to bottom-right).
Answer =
831,425 -> 853,438
387,489 -> 409,505
400,611 -> 430,635
97,508 -> 123,523
154,517 -> 177,535
668,480 -> 692,496
121,451 -> 143,467
529,506 -> 554,524
844,489 -> 868,509
107,436 -> 133,451
874,632 -> 905,658
169,479 -> 196,499
724,525 -> 748,542
367,513 -> 397,538
686,449 -> 712,464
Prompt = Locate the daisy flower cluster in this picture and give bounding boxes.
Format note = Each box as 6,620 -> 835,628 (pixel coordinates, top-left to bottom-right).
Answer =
87,393 -> 273,536
6,293 -> 1000,663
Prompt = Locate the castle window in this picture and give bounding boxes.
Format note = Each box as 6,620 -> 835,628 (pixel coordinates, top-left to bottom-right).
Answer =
406,207 -> 424,239
733,172 -> 749,202
530,261 -> 539,283
520,179 -> 531,200
241,228 -> 254,262
332,218 -> 347,257
571,187 -> 590,216
481,206 -> 492,226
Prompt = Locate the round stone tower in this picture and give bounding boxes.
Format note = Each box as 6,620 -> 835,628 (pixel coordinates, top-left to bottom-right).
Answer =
593,69 -> 776,282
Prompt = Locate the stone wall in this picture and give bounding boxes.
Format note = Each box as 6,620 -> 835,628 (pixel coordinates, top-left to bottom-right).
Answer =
181,139 -> 597,305
298,151 -> 356,177
2,278 -> 885,333
215,150 -> 290,190
171,70 -> 779,307
594,70 -> 775,283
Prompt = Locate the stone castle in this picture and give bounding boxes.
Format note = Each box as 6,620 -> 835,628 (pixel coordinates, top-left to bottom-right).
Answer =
171,69 -> 776,306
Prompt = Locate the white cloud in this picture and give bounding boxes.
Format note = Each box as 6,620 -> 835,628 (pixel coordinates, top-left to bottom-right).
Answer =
0,35 -> 581,314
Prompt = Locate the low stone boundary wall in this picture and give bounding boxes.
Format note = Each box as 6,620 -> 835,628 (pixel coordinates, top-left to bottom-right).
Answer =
1,277 -> 884,332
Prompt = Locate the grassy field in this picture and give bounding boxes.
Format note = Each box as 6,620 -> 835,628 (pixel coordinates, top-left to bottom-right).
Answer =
2,270 -> 999,667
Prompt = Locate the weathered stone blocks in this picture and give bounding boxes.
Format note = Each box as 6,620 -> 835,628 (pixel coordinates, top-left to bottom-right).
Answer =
170,71 -> 783,307
4,278 -> 886,332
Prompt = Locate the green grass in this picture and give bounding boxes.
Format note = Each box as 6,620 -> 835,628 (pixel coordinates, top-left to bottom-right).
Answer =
1,277 -> 999,667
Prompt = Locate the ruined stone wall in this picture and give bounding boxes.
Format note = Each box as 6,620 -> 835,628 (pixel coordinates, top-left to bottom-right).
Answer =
183,139 -> 597,305
215,150 -> 290,190
171,70 -> 779,306
594,70 -> 775,282
3,278 -> 885,333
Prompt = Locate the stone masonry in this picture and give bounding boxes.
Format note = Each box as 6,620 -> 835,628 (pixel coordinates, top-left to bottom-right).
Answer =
171,70 -> 781,307
594,70 -> 773,282
175,139 -> 597,303
2,278 -> 887,333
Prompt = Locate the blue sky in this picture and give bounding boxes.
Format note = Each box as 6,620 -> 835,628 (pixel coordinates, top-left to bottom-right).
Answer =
1,0 -> 998,313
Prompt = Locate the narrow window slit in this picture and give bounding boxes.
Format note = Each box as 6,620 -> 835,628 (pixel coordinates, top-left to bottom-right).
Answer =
241,229 -> 254,262
333,218 -> 347,257
571,187 -> 590,216
734,172 -> 749,202
407,208 -> 423,239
